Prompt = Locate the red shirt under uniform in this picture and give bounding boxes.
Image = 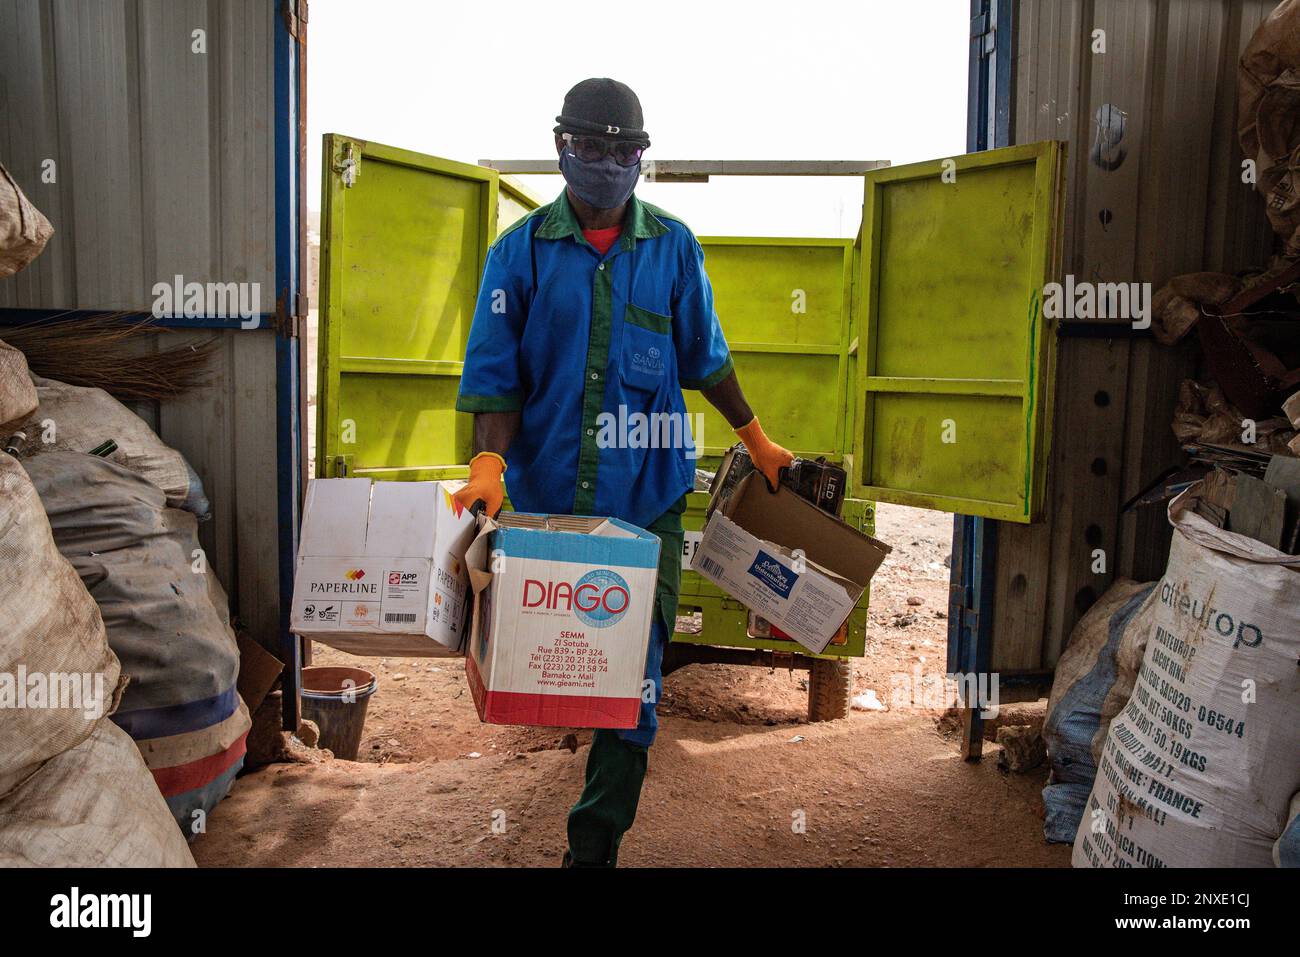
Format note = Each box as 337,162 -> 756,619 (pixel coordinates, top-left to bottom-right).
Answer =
582,225 -> 622,255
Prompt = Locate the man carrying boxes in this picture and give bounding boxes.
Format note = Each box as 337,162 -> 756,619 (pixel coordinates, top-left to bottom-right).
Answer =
452,77 -> 793,867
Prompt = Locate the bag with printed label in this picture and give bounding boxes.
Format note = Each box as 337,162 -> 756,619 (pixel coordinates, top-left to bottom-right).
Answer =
1073,483 -> 1300,868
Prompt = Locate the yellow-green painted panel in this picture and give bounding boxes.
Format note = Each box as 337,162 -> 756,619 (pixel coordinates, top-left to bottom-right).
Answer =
683,237 -> 853,467
697,239 -> 848,346
853,141 -> 1065,522
874,162 -> 1036,382
337,372 -> 471,477
684,351 -> 841,462
866,393 -> 1025,509
497,175 -> 544,233
318,135 -> 499,479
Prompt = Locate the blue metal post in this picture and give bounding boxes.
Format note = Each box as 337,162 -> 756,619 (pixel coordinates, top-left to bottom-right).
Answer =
949,0 -> 1014,759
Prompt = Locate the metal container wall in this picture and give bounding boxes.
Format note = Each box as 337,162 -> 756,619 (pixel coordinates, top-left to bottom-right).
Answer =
0,0 -> 276,310
0,0 -> 288,651
992,0 -> 1279,670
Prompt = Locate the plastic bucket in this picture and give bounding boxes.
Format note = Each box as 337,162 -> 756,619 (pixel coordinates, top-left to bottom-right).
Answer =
299,666 -> 377,761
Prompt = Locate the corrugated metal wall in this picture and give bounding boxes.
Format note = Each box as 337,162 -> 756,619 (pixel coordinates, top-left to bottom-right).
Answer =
0,0 -> 275,308
0,0 -> 284,649
993,0 -> 1279,672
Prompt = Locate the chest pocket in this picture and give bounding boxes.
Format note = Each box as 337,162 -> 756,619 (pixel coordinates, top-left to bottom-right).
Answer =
620,303 -> 673,394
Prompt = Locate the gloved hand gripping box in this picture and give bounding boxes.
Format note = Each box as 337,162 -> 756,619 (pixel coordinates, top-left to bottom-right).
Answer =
464,512 -> 660,729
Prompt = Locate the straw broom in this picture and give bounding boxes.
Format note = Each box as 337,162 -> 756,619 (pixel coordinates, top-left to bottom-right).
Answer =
1,313 -> 218,402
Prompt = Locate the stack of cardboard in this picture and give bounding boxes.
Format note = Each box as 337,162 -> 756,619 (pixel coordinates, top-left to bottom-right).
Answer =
1191,456 -> 1300,554
691,447 -> 891,655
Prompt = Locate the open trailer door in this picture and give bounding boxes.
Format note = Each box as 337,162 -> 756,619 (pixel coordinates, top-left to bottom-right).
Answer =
317,134 -> 500,480
851,141 -> 1066,522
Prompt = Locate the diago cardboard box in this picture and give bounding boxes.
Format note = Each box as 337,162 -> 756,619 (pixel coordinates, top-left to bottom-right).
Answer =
464,512 -> 660,729
691,471 -> 891,654
290,478 -> 478,657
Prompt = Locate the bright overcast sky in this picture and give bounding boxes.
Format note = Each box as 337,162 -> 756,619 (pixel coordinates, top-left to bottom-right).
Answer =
306,0 -> 970,237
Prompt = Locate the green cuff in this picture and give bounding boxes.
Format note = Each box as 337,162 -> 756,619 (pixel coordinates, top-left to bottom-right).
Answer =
455,392 -> 523,413
680,353 -> 734,391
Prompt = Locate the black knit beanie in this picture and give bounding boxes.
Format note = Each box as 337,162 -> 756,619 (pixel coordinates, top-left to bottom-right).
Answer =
554,78 -> 650,147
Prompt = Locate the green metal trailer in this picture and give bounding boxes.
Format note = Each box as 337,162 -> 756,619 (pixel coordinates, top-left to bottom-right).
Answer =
316,136 -> 1065,721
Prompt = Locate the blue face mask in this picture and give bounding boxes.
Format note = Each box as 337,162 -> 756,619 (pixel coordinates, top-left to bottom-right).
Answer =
559,149 -> 640,209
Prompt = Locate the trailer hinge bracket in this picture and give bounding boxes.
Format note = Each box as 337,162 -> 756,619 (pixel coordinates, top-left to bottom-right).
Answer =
970,10 -> 995,58
333,141 -> 360,188
769,651 -> 797,674
282,0 -> 308,41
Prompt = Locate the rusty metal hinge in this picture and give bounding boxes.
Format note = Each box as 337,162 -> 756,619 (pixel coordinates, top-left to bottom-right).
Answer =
274,292 -> 305,338
283,0 -> 308,40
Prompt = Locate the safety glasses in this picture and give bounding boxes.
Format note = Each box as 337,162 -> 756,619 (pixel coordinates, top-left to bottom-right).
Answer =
562,133 -> 645,168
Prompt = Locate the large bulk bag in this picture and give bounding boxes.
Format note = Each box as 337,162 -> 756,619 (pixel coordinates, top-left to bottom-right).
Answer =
16,375 -> 210,519
1074,485 -> 1300,867
24,452 -> 249,837
1040,579 -> 1155,842
0,162 -> 53,278
0,720 -> 195,867
0,452 -> 122,798
0,338 -> 37,431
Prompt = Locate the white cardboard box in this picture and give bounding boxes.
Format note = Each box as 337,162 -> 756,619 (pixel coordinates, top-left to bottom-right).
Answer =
289,478 -> 478,657
464,513 -> 659,728
691,473 -> 890,654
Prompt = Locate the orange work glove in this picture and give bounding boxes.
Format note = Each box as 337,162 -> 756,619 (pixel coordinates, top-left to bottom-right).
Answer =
453,452 -> 506,517
734,417 -> 794,491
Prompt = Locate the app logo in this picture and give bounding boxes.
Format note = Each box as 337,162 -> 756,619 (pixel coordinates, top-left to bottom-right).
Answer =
747,550 -> 798,599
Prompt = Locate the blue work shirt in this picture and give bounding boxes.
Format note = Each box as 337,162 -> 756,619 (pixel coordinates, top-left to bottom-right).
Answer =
456,190 -> 733,529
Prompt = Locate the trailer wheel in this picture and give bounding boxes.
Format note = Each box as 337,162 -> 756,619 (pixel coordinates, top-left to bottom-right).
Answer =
807,657 -> 852,721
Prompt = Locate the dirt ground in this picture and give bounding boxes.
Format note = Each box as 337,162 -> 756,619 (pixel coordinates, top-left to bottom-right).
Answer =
192,503 -> 1068,868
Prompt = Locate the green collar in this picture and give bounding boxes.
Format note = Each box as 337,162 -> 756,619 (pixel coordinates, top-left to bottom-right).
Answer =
535,189 -> 669,251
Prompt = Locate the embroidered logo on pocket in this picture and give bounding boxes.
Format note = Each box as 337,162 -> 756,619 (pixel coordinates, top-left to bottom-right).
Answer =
631,345 -> 665,377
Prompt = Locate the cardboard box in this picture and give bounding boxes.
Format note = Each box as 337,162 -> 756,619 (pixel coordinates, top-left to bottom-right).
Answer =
691,472 -> 891,654
290,478 -> 478,657
464,512 -> 659,729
